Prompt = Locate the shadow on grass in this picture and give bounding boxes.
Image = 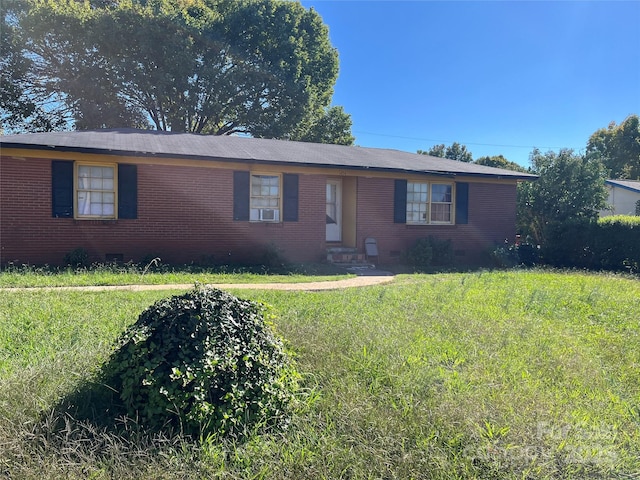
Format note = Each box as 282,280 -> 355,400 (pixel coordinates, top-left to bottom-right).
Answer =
20,378 -> 195,476
49,378 -> 128,432
27,372 -> 196,464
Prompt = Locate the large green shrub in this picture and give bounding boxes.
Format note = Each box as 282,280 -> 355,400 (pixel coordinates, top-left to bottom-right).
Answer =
63,247 -> 90,268
103,286 -> 299,438
405,238 -> 433,271
491,242 -> 539,268
541,216 -> 640,272
429,237 -> 454,266
540,219 -> 595,268
595,215 -> 640,271
406,236 -> 454,271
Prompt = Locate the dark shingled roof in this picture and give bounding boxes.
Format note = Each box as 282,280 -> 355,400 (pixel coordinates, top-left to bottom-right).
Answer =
1,128 -> 537,180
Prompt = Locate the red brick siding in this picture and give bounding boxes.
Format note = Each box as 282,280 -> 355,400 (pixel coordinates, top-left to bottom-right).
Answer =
355,177 -> 517,265
1,156 -> 517,266
0,157 -> 326,265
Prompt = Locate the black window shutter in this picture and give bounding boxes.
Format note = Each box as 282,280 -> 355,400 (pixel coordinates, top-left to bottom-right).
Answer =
118,164 -> 138,219
455,182 -> 469,224
51,160 -> 74,218
282,173 -> 299,222
393,179 -> 407,223
233,171 -> 250,221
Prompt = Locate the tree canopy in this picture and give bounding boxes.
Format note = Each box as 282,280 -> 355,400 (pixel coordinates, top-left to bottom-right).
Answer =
288,105 -> 354,145
418,142 -> 473,162
475,154 -> 527,173
517,148 -> 607,245
0,0 -> 66,132
3,0 -> 353,144
586,114 -> 640,179
418,143 -> 527,171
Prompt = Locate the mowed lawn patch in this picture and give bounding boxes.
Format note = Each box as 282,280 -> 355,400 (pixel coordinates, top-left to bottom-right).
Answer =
1,270 -> 639,479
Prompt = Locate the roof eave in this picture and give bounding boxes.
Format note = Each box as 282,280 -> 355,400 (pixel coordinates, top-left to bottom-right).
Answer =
605,180 -> 640,193
1,141 -> 537,180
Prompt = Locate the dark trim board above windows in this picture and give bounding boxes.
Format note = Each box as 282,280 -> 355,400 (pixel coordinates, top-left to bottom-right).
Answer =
51,160 -> 137,219
394,180 -> 469,225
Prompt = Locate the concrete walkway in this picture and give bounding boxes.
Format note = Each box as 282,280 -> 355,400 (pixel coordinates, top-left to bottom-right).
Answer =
1,273 -> 395,293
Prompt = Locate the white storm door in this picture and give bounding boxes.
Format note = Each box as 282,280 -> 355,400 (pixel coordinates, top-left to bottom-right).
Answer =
326,179 -> 342,242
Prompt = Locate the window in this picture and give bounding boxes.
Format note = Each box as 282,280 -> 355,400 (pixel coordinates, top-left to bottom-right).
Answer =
250,174 -> 280,222
76,164 -> 116,218
406,182 -> 429,223
406,182 -> 453,224
51,160 -> 137,219
430,183 -> 453,223
233,171 -> 297,222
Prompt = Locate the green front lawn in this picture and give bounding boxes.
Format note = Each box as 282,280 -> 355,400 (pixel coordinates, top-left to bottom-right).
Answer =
1,270 -> 638,479
0,263 -> 352,288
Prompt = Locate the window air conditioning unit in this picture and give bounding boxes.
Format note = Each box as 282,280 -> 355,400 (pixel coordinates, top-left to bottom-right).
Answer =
259,208 -> 276,221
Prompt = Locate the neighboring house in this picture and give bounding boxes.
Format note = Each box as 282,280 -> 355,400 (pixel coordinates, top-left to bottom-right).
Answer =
600,180 -> 640,217
0,129 -> 536,266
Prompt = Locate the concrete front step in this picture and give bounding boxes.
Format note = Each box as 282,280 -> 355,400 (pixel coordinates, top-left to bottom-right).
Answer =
327,252 -> 366,264
326,246 -> 375,265
326,246 -> 359,254
333,263 -> 377,270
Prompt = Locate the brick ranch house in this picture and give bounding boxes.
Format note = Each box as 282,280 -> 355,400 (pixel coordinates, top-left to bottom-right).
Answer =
0,129 -> 536,267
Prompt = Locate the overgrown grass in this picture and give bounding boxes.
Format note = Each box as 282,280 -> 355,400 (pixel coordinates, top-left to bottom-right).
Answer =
1,270 -> 639,478
0,262 -> 351,288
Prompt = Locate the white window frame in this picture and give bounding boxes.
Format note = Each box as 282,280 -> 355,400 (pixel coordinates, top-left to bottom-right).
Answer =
250,173 -> 281,222
406,181 -> 454,225
75,163 -> 117,219
406,181 -> 429,224
429,183 -> 453,224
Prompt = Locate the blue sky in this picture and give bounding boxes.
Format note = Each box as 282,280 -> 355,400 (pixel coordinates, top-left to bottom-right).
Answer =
300,1 -> 640,167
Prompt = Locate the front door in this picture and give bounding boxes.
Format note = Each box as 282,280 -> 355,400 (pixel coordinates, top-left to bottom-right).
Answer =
326,179 -> 342,242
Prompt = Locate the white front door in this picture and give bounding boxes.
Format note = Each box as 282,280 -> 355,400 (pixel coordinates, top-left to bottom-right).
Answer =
326,179 -> 342,242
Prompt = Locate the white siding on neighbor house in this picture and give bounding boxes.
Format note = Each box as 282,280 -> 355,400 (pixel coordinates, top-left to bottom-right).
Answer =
601,184 -> 640,216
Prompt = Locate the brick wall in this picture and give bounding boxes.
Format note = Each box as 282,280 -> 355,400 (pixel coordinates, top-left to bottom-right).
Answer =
355,177 -> 517,265
1,156 -> 518,267
0,157 -> 326,266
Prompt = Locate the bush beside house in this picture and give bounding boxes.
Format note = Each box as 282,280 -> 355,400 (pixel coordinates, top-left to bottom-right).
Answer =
541,216 -> 640,272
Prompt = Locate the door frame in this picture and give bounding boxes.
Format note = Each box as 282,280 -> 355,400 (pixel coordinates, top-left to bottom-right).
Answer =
326,178 -> 342,242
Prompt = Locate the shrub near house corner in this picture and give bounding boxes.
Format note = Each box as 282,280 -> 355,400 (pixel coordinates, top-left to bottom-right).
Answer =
405,236 -> 454,271
595,215 -> 640,271
542,216 -> 640,271
102,286 -> 299,438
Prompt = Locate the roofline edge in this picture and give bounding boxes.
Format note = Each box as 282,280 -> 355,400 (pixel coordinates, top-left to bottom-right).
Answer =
0,141 -> 538,180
